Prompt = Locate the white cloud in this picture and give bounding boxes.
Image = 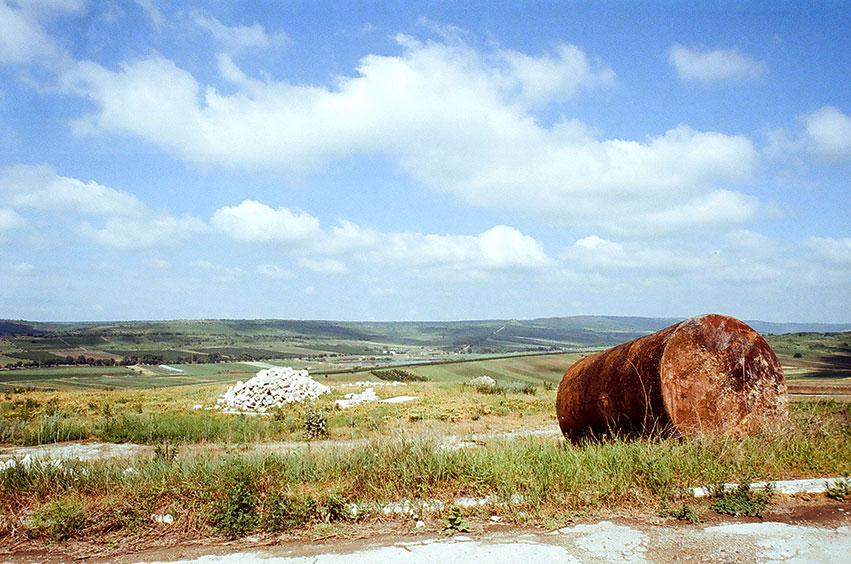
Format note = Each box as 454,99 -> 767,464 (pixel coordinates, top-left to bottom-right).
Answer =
0,207 -> 26,230
374,225 -> 555,274
806,237 -> 851,265
0,164 -> 207,250
143,258 -> 170,270
371,287 -> 397,296
210,200 -> 321,245
61,33 -> 760,235
0,0 -> 82,66
134,0 -> 163,30
191,259 -> 244,279
212,201 -> 555,276
801,106 -> 851,160
2,262 -> 35,276
192,10 -> 288,52
256,263 -> 294,280
0,164 -> 148,217
303,286 -> 317,295
668,44 -> 765,83
298,258 -> 348,274
79,215 -> 207,250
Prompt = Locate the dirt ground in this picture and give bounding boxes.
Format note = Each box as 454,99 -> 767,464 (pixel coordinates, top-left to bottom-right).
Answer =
2,496 -> 848,564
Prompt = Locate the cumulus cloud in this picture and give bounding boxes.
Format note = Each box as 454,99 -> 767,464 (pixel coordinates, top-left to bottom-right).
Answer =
192,10 -> 288,51
256,263 -> 294,280
212,201 -> 554,276
764,105 -> 851,163
806,236 -> 851,265
134,0 -> 163,30
210,200 -> 320,244
2,262 -> 35,276
0,164 -> 148,217
59,32 -> 761,235
142,258 -> 170,270
79,215 -> 207,250
801,106 -> 851,160
298,258 -> 348,274
668,44 -> 765,83
374,226 -> 555,273
191,259 -> 244,279
564,230 -> 791,285
1,164 -> 207,250
0,207 -> 26,230
0,0 -> 82,66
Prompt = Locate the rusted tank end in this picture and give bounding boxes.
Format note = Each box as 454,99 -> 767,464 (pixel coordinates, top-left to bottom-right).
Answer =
556,314 -> 788,440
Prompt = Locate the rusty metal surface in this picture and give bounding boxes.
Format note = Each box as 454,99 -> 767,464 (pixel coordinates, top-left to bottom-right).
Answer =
556,314 -> 788,439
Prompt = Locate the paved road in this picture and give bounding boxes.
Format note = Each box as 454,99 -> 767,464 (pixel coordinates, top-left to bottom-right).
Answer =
132,520 -> 850,564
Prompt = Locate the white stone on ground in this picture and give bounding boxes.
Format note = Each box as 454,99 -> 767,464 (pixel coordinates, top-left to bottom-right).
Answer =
216,367 -> 330,414
469,376 -> 496,387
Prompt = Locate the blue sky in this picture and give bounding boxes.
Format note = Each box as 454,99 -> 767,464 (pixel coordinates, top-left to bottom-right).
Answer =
1,1 -> 849,322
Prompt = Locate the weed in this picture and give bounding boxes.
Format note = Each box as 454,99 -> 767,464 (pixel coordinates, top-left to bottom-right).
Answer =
659,500 -> 702,523
443,505 -> 469,532
708,479 -> 775,517
826,476 -> 850,502
302,406 -> 328,440
208,479 -> 257,539
25,495 -> 88,541
261,492 -> 313,532
153,442 -> 179,463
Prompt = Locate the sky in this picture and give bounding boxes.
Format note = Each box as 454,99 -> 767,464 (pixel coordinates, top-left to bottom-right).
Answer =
0,1 -> 849,323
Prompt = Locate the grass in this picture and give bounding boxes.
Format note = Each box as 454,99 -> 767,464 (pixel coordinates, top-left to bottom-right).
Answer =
0,377 -> 557,446
0,400 -> 849,544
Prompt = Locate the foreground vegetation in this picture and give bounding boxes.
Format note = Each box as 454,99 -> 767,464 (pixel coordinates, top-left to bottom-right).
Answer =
0,401 -> 848,545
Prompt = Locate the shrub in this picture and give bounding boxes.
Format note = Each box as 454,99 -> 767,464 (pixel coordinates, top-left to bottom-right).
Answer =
443,505 -> 469,532
209,480 -> 257,539
26,495 -> 89,541
659,500 -> 702,523
302,406 -> 328,440
370,369 -> 426,382
826,477 -> 850,502
708,479 -> 774,517
261,492 -> 314,532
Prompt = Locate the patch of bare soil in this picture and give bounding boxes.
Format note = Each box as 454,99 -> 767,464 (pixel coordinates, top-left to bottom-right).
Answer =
2,497 -> 848,564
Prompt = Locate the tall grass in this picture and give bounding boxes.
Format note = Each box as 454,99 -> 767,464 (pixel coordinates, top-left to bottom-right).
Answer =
2,401 -> 849,542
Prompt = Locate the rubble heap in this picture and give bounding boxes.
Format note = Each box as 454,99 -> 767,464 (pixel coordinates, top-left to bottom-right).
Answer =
335,387 -> 379,408
469,376 -> 497,388
216,367 -> 330,413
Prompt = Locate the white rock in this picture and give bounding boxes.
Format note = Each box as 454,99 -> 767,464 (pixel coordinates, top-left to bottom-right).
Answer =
216,367 -> 330,414
469,376 -> 496,387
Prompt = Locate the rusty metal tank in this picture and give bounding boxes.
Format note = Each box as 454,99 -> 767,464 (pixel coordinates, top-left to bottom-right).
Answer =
556,314 -> 788,439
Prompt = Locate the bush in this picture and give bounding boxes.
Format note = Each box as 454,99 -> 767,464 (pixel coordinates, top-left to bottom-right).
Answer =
209,480 -> 257,539
826,477 -> 850,502
370,369 -> 426,382
26,495 -> 89,541
659,500 -> 702,523
708,479 -> 774,517
302,406 -> 328,440
261,492 -> 313,532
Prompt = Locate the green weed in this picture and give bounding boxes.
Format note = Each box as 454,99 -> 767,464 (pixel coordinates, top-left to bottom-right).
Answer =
443,505 -> 469,532
25,495 -> 89,541
826,476 -> 850,502
708,479 -> 775,517
208,479 -> 257,539
659,500 -> 703,523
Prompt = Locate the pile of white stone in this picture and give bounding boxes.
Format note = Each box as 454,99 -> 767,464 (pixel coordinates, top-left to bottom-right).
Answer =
335,387 -> 380,408
469,375 -> 497,387
216,367 -> 330,414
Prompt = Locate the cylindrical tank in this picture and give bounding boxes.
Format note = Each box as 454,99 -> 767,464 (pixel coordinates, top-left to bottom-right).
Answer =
556,314 -> 788,439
